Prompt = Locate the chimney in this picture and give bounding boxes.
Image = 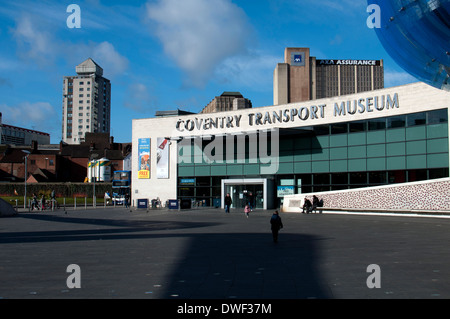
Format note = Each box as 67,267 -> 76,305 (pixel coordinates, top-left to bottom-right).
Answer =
31,140 -> 38,152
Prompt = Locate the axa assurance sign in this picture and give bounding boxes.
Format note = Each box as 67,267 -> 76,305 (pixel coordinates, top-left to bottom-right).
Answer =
317,59 -> 382,66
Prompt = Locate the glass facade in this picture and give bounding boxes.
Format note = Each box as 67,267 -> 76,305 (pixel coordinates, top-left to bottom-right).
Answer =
370,0 -> 450,90
178,109 -> 449,207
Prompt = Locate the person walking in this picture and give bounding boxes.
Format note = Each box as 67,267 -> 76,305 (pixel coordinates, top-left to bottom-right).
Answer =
50,189 -> 57,210
224,193 -> 232,213
248,192 -> 254,210
40,194 -> 46,211
124,193 -> 130,208
31,193 -> 38,211
104,191 -> 111,205
270,210 -> 283,243
244,204 -> 251,218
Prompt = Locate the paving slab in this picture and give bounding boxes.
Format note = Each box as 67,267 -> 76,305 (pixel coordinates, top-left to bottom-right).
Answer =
1,207 -> 450,300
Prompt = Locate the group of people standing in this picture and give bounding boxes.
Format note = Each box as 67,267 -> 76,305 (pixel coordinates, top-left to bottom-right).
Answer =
224,192 -> 255,214
31,190 -> 57,211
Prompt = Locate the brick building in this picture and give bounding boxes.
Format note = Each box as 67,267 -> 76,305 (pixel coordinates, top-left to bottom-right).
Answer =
0,133 -> 131,183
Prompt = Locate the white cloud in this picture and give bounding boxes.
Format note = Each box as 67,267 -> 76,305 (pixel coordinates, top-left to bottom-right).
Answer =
1,102 -> 58,132
384,69 -> 418,88
91,42 -> 129,77
302,0 -> 366,14
329,34 -> 343,46
11,14 -> 57,66
124,83 -> 157,112
146,0 -> 253,87
11,14 -> 129,77
0,56 -> 20,71
215,52 -> 280,94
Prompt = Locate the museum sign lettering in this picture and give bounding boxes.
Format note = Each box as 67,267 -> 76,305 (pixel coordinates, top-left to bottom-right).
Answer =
175,93 -> 399,132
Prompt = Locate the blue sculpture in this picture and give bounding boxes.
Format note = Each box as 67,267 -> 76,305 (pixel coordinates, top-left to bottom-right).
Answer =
368,0 -> 450,90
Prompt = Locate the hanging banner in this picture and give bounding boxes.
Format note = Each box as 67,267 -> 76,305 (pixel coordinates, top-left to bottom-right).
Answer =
138,138 -> 150,179
157,137 -> 169,179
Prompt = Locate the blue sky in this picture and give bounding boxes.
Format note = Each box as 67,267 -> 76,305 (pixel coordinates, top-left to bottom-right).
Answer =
0,0 -> 417,144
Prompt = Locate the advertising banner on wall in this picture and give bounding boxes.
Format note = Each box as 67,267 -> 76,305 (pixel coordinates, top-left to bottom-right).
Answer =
138,138 -> 150,179
156,138 -> 169,179
277,186 -> 295,197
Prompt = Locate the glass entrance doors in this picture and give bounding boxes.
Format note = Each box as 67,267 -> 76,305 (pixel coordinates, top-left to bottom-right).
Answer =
222,178 -> 268,210
225,184 -> 264,209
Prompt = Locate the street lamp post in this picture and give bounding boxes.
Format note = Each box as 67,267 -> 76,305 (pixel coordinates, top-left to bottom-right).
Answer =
90,158 -> 97,208
22,150 -> 31,209
93,172 -> 96,208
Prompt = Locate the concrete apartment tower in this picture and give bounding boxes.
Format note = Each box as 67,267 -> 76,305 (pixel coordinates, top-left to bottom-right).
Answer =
62,58 -> 111,144
274,47 -> 384,105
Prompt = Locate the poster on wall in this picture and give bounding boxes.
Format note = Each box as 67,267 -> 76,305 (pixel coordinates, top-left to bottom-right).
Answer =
138,138 -> 150,179
156,137 -> 169,179
277,186 -> 295,197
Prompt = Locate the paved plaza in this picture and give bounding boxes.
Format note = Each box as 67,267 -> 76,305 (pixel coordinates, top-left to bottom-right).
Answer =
1,207 -> 450,299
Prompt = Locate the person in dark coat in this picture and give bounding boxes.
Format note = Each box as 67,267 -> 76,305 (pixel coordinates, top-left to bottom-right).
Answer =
247,192 -> 254,210
124,193 -> 130,208
302,197 -> 312,214
270,210 -> 283,243
224,193 -> 232,213
312,195 -> 319,213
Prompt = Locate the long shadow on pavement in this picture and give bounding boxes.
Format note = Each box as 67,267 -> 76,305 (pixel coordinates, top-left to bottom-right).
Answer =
1,212 -> 331,299
158,232 -> 332,299
0,213 -> 221,244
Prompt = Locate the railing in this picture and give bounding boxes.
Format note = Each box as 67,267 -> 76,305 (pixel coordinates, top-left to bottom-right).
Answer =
21,197 -> 129,212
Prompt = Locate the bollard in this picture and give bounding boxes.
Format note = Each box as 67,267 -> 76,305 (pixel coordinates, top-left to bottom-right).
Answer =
74,197 -> 76,210
85,197 -> 87,210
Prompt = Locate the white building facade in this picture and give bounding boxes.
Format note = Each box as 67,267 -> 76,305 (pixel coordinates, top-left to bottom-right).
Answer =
132,82 -> 450,209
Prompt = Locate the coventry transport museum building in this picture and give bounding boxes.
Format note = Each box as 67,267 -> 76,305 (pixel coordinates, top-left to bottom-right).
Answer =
132,82 -> 450,210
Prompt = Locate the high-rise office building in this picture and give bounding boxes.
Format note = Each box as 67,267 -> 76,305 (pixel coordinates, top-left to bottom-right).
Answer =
200,92 -> 252,114
274,48 -> 384,105
62,58 -> 111,144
